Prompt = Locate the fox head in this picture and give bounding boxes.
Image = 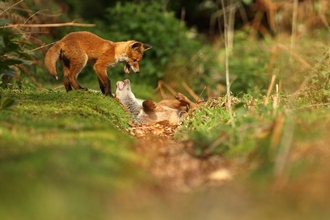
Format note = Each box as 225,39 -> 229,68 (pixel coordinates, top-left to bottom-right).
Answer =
124,41 -> 152,74
115,79 -> 142,117
115,79 -> 133,100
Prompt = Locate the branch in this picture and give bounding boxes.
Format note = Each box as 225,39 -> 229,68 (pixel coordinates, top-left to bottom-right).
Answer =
0,0 -> 24,16
4,22 -> 96,28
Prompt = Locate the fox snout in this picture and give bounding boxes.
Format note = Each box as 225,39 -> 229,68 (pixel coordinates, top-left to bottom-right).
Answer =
124,62 -> 140,74
130,64 -> 140,73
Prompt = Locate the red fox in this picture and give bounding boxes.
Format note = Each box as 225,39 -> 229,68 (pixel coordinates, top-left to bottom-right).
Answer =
45,31 -> 152,97
115,79 -> 197,125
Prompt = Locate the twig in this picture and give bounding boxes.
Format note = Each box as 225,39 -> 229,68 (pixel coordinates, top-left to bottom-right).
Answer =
6,6 -> 62,18
0,0 -> 23,16
227,1 -> 235,51
210,1 -> 240,37
267,46 -> 279,74
290,0 -> 299,63
23,9 -> 45,26
4,22 -> 96,28
277,44 -> 312,69
154,80 -> 177,98
273,84 -> 279,116
221,0 -> 235,128
31,42 -> 56,52
264,74 -> 276,106
197,86 -> 206,103
182,82 -> 199,101
290,47 -> 330,97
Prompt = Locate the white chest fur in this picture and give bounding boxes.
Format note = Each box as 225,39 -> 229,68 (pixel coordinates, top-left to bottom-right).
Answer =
106,55 -> 129,69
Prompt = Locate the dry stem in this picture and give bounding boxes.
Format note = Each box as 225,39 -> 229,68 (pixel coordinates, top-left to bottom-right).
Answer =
221,0 -> 235,128
4,22 -> 95,28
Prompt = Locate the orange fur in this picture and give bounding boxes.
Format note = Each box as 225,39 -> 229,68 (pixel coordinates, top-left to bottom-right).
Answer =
45,31 -> 152,97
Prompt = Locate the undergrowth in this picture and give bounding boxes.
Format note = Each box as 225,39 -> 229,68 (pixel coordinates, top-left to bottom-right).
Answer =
176,94 -> 282,161
176,66 -> 330,197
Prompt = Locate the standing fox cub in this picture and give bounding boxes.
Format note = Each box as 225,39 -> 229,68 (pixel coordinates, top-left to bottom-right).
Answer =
45,31 -> 152,97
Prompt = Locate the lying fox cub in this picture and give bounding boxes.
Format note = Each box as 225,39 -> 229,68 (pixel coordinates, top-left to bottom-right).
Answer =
115,79 -> 196,125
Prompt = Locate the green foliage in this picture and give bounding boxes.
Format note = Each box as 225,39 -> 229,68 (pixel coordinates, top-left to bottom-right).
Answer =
0,95 -> 17,111
0,20 -> 35,109
177,94 -> 280,163
297,46 -> 330,105
0,19 -> 33,89
216,31 -> 271,95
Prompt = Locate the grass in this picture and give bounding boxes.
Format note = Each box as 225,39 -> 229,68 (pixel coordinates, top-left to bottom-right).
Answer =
2,81 -> 329,219
2,80 -> 330,220
0,89 -> 149,220
174,85 -> 330,219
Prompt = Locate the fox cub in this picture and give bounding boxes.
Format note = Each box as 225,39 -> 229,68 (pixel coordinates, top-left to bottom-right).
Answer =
115,79 -> 197,125
45,31 -> 152,97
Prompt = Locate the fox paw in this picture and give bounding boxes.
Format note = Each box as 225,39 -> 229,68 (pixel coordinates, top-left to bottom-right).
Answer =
142,100 -> 157,111
175,93 -> 190,105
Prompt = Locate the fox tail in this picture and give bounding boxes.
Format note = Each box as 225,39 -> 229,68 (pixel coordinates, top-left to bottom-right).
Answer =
45,42 -> 61,80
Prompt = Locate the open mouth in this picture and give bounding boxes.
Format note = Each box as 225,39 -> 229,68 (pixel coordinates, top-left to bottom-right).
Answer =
116,79 -> 130,91
124,63 -> 130,74
117,81 -> 125,90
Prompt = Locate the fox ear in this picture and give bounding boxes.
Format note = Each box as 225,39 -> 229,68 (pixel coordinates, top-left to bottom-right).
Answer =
129,42 -> 152,52
129,42 -> 142,51
143,44 -> 152,51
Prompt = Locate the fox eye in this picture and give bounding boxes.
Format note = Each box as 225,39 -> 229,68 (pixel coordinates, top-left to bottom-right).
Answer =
133,59 -> 138,62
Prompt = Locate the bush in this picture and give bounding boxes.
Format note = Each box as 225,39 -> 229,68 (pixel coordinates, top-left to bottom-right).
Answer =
0,20 -> 32,88
0,18 -> 35,107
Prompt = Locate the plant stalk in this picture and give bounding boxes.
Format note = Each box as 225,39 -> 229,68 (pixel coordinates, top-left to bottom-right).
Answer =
221,0 -> 235,128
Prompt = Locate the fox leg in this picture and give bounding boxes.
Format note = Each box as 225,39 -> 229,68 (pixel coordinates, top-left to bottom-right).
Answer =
97,76 -> 110,96
175,93 -> 196,108
61,54 -> 88,92
69,56 -> 88,91
175,93 -> 191,105
157,93 -> 196,109
142,100 -> 157,111
97,78 -> 105,94
62,65 -> 72,92
94,62 -> 112,97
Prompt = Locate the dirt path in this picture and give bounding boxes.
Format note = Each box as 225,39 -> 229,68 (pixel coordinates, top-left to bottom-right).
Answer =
128,122 -> 233,192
